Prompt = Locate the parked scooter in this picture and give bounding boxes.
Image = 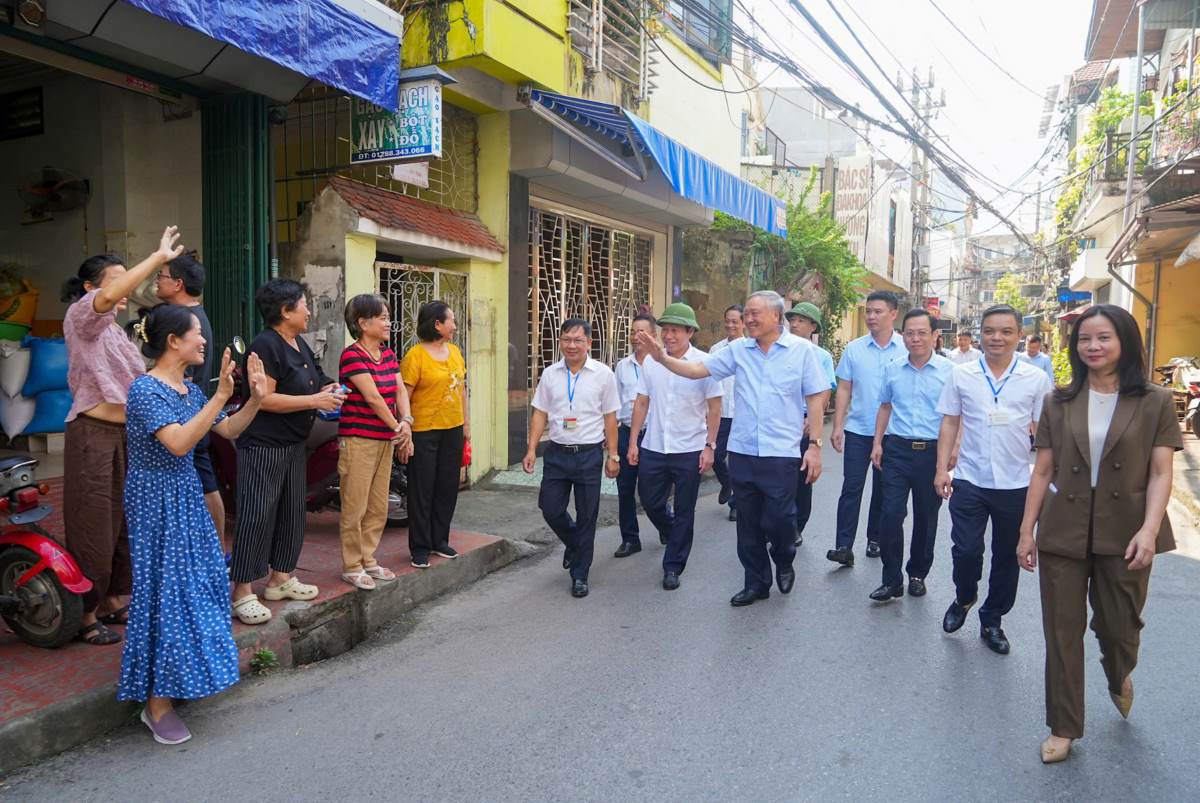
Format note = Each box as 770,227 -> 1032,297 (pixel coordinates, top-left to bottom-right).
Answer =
208,339 -> 408,528
1184,379 -> 1200,436
0,455 -> 92,648
1157,356 -> 1200,423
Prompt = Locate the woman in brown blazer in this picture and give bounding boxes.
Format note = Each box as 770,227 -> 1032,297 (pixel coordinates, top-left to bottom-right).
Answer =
1017,304 -> 1181,764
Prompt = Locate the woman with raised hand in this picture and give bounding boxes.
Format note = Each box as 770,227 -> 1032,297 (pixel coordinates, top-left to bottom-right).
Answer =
119,303 -> 267,745
61,226 -> 185,645
1018,305 -> 1182,764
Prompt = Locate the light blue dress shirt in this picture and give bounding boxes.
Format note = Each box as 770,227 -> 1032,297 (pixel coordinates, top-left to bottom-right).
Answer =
879,353 -> 955,440
615,353 -> 643,427
703,332 -> 830,458
1019,350 -> 1055,383
836,331 -> 906,436
815,345 -> 837,391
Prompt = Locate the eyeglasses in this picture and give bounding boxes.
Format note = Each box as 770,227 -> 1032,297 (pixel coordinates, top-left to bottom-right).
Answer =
156,272 -> 175,282
560,337 -> 589,346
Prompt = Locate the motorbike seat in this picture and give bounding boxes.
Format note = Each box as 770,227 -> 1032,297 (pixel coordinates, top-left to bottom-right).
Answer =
0,454 -> 36,472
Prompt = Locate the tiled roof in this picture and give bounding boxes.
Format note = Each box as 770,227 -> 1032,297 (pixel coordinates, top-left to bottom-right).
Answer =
326,177 -> 503,255
1072,61 -> 1109,84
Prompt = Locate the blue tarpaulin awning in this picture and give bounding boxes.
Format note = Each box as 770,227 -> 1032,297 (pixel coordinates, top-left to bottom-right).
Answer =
124,0 -> 401,110
530,90 -> 788,237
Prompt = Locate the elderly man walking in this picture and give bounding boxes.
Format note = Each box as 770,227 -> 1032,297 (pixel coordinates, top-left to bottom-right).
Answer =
627,303 -> 722,591
638,291 -> 830,606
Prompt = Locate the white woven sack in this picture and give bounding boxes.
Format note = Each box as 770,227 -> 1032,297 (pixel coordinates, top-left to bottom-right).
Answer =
0,345 -> 31,398
0,393 -> 36,439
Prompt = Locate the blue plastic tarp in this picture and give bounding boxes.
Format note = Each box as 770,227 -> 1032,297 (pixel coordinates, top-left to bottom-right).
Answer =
125,0 -> 401,110
529,90 -> 787,237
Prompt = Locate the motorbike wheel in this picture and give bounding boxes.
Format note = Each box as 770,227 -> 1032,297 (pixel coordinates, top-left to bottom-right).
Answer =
0,546 -> 84,649
387,465 -> 409,529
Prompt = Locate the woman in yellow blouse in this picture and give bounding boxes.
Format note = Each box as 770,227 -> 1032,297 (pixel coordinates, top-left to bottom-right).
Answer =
401,301 -> 468,568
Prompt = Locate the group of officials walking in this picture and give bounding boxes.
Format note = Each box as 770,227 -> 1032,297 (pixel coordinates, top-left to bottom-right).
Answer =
522,289 -> 1180,765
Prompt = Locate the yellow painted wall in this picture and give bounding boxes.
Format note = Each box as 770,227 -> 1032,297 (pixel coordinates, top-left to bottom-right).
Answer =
1134,257 -> 1200,366
344,233 -> 378,347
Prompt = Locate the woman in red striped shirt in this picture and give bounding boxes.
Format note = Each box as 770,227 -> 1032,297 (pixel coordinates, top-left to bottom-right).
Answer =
337,294 -> 414,589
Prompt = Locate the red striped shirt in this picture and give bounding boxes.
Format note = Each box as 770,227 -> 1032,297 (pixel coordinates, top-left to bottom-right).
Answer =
338,343 -> 400,440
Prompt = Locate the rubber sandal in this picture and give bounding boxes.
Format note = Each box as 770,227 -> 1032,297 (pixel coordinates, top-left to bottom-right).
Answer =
98,605 -> 130,625
76,621 -> 122,645
263,576 -> 319,601
232,594 -> 272,625
364,565 -> 396,581
341,570 -> 377,590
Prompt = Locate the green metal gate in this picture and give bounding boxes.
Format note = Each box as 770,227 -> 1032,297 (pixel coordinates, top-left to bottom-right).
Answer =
201,93 -> 270,351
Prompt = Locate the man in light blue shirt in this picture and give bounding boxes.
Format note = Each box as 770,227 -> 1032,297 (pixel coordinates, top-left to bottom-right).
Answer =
828,291 -> 905,567
636,290 -> 830,607
867,309 -> 955,602
784,301 -> 836,548
1019,334 -> 1055,383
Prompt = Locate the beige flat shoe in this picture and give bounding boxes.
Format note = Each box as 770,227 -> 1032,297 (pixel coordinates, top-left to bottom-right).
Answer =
1110,676 -> 1134,719
232,594 -> 272,625
1040,736 -> 1073,764
264,576 -> 318,601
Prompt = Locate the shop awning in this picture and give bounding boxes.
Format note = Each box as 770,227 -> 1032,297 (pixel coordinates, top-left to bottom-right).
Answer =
12,0 -> 402,109
1057,304 -> 1092,323
528,90 -> 787,237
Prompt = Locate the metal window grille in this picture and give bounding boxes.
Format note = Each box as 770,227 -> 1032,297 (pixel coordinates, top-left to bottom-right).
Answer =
273,86 -> 478,244
527,208 -> 651,391
377,262 -> 469,361
568,0 -> 648,102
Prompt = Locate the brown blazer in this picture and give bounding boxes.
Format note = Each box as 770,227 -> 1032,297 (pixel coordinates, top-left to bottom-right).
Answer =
1034,384 -> 1183,559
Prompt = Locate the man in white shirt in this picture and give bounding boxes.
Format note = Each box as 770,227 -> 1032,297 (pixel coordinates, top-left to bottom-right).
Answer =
524,319 -> 621,598
627,303 -> 722,591
1019,334 -> 1055,383
613,313 -> 658,558
935,305 -> 1053,654
949,331 -> 983,365
709,304 -> 743,522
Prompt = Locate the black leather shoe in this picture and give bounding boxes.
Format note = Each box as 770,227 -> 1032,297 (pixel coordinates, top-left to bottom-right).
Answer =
614,541 -> 641,558
865,540 -> 881,558
562,548 -> 575,570
728,508 -> 737,522
793,526 -> 804,547
571,579 -> 589,598
662,572 -> 680,591
869,583 -> 904,602
908,577 -> 927,597
730,588 -> 770,607
942,598 -> 976,633
826,547 -> 854,567
776,567 -> 796,594
718,485 -> 731,505
659,532 -> 668,546
981,626 -> 1010,655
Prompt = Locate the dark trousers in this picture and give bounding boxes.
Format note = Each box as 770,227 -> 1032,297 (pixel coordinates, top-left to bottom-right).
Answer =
1039,549 -> 1150,739
835,431 -> 883,549
714,417 -> 734,509
539,443 -> 604,581
729,452 -> 800,592
794,434 -> 812,533
637,448 -> 702,575
64,416 -> 131,613
407,426 -> 464,559
948,479 -> 1026,628
230,443 -> 307,583
878,437 -> 943,587
616,425 -> 642,544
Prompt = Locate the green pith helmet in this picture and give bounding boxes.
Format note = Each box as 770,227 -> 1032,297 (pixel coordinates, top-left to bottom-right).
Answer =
656,302 -> 700,330
785,301 -> 822,332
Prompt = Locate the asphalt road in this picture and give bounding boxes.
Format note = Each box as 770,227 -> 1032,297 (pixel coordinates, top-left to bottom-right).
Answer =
6,449 -> 1200,802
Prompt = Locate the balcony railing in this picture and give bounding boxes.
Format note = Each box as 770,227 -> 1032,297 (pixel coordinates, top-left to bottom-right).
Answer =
568,0 -> 647,103
1075,131 -> 1149,226
1152,92 -> 1200,167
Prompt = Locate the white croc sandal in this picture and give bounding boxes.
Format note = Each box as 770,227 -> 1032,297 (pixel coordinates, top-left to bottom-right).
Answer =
263,576 -> 318,601
232,594 -> 272,625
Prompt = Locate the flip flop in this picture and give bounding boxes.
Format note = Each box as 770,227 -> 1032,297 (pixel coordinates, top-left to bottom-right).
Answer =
76,621 -> 122,645
364,565 -> 396,581
341,570 -> 377,590
98,605 -> 130,625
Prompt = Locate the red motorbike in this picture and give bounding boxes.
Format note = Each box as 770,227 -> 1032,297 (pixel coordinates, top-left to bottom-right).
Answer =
0,455 -> 92,648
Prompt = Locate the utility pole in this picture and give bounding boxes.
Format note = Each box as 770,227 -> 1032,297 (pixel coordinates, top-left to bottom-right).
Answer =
899,67 -> 945,308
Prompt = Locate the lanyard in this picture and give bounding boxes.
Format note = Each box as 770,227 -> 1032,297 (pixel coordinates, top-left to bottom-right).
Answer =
566,367 -> 581,411
632,361 -> 639,380
980,358 -> 1017,404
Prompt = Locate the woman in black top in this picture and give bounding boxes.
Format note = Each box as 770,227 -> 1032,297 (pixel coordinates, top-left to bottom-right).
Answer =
229,279 -> 345,625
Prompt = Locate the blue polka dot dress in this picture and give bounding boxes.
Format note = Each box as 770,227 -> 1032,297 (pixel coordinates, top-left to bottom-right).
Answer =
117,375 -> 239,702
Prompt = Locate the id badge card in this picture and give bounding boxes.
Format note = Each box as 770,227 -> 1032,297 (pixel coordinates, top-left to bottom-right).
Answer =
564,417 -> 578,430
987,409 -> 1010,426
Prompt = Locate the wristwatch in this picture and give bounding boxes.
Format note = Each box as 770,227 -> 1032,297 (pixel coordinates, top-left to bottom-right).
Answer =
809,438 -> 824,448
705,442 -> 716,450
401,415 -> 414,425
608,453 -> 621,463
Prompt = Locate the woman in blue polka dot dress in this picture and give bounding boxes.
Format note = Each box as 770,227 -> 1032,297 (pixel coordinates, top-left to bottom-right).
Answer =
118,303 -> 268,745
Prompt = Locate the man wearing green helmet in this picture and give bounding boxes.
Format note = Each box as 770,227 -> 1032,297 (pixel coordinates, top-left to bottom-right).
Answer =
784,302 -> 837,548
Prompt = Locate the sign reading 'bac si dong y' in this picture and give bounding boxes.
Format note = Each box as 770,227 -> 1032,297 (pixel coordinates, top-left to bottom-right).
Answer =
351,79 -> 443,164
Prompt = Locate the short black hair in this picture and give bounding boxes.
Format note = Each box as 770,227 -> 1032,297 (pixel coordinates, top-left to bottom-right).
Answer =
561,318 -> 592,338
345,293 -> 388,339
416,300 -> 453,342
901,308 -> 936,329
724,304 -> 744,316
255,278 -> 308,327
865,291 -> 899,310
61,254 -> 123,303
956,331 -> 973,339
632,312 -> 657,327
1027,334 -> 1043,344
166,254 -> 206,297
981,304 -> 1022,328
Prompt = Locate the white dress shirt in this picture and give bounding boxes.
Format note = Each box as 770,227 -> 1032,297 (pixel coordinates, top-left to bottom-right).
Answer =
635,345 -> 723,454
615,353 -> 645,427
948,346 -> 983,365
532,357 -> 620,445
936,354 -> 1053,489
709,338 -> 737,418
